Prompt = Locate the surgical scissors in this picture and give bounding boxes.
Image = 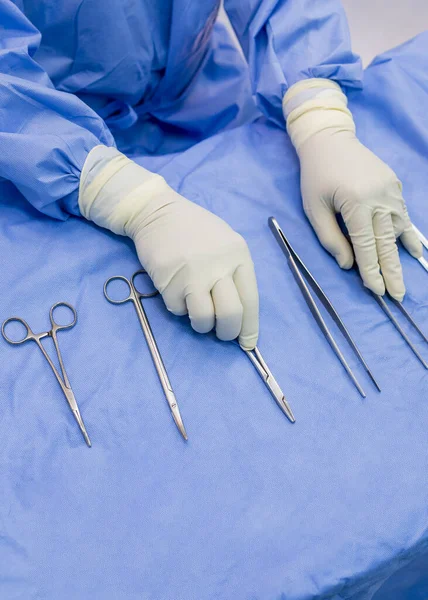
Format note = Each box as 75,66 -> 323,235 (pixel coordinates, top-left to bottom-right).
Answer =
244,345 -> 295,423
104,270 -> 187,440
2,302 -> 91,447
269,216 -> 380,397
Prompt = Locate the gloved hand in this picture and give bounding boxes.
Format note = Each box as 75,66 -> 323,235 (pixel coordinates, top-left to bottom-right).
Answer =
79,146 -> 259,350
283,79 -> 422,301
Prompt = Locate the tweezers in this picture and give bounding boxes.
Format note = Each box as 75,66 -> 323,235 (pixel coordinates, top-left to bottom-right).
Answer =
413,224 -> 428,273
372,295 -> 428,368
269,216 -> 380,398
244,346 -> 295,423
365,224 -> 428,368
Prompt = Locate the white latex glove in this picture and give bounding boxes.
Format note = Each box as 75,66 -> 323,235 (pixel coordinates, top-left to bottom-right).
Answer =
79,146 -> 259,350
283,79 -> 422,301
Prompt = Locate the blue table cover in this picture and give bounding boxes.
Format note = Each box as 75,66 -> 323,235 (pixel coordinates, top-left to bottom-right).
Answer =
1,33 -> 428,600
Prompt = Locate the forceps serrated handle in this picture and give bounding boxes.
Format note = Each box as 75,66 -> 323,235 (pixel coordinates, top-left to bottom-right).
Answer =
270,217 -> 355,330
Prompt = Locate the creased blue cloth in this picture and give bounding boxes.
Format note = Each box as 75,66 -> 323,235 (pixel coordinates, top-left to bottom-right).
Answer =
1,23 -> 428,600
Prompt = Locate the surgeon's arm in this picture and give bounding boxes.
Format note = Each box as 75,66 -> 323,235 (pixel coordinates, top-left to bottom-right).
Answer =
225,0 -> 422,300
0,1 -> 258,349
0,0 -> 114,219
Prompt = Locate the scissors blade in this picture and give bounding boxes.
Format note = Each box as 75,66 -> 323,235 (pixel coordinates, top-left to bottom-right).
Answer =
64,387 -> 92,447
245,347 -> 295,423
265,371 -> 296,423
132,299 -> 188,440
166,390 -> 188,441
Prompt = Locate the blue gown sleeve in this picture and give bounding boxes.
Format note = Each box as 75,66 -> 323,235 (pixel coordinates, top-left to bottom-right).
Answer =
223,0 -> 363,127
0,1 -> 115,219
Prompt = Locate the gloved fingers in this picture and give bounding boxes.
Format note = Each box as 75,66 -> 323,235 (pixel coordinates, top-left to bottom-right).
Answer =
185,291 -> 215,334
304,200 -> 354,269
398,208 -> 423,258
345,207 -> 385,296
373,212 -> 405,301
233,263 -> 259,350
161,286 -> 187,316
211,277 -> 243,342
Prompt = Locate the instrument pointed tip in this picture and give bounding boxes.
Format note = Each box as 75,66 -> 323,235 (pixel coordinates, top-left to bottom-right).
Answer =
366,369 -> 381,392
351,377 -> 366,398
73,410 -> 91,447
82,428 -> 92,447
178,417 -> 188,441
281,399 -> 296,423
172,406 -> 188,441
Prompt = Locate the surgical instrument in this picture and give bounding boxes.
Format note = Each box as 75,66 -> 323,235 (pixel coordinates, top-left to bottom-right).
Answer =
269,216 -> 380,397
2,302 -> 91,447
371,294 -> 428,368
413,224 -> 428,273
104,269 -> 187,440
348,224 -> 428,368
244,345 -> 295,423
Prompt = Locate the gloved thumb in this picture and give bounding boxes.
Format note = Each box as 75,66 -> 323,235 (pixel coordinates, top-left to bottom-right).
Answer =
303,199 -> 354,269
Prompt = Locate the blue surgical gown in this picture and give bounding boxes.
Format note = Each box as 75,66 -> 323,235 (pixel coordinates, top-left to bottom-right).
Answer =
1,0 -> 362,220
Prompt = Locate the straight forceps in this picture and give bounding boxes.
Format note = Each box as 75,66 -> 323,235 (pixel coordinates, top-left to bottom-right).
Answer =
2,302 -> 91,446
372,295 -> 428,368
367,223 -> 428,367
104,270 -> 187,440
269,217 -> 380,398
244,346 -> 295,423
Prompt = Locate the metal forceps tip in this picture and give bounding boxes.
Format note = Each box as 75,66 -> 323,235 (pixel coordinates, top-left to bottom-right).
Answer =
372,294 -> 428,369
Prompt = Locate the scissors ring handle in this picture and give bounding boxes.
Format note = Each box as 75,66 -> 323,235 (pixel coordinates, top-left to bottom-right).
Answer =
104,275 -> 133,304
131,269 -> 159,299
50,302 -> 77,331
1,317 -> 34,345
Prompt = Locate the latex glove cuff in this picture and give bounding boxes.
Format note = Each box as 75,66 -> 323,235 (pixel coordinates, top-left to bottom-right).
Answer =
79,145 -> 167,238
282,78 -> 355,152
